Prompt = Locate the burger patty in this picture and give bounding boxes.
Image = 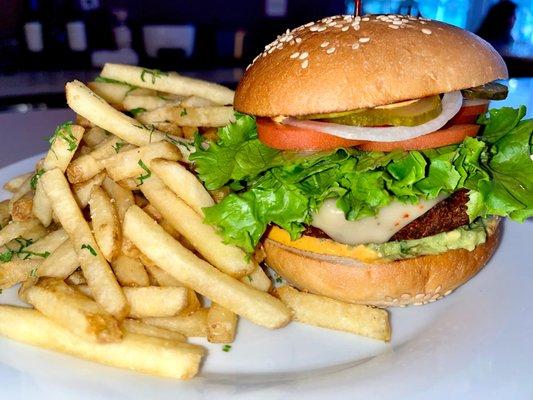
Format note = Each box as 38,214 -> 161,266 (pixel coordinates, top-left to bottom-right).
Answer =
303,189 -> 470,242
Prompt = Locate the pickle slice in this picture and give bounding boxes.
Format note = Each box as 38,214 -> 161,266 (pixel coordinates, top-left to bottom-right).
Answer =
305,95 -> 442,127
462,82 -> 508,100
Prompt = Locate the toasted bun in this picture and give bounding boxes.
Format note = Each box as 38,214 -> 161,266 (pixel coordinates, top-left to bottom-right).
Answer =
264,221 -> 500,307
235,15 -> 507,116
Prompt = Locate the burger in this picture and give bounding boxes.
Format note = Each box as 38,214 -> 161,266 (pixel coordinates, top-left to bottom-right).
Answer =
190,15 -> 533,306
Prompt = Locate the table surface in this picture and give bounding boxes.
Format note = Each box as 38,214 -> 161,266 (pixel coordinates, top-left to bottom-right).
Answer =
0,77 -> 531,169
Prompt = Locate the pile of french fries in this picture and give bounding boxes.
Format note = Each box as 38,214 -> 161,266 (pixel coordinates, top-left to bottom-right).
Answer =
0,63 -> 391,380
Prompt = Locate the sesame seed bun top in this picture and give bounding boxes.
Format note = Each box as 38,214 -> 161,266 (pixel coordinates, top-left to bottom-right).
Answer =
234,14 -> 508,117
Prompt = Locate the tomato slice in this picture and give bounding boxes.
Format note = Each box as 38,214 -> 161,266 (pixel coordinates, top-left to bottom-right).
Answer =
257,118 -> 364,151
448,104 -> 489,125
357,124 -> 480,152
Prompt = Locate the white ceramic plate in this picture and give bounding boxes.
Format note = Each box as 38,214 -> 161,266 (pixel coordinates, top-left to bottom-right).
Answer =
1,154 -> 532,400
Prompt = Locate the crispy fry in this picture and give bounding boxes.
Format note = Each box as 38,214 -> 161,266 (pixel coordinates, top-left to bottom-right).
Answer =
123,286 -> 188,318
274,286 -> 391,341
11,194 -> 33,221
65,269 -> 87,285
111,254 -> 150,287
42,124 -> 85,172
3,172 -> 33,193
180,95 -> 218,108
66,80 -> 166,146
0,219 -> 41,247
103,142 -> 181,182
38,239 -> 79,278
33,180 -> 53,226
140,175 -> 254,277
82,126 -> 109,147
0,200 -> 10,227
40,169 -> 127,319
122,94 -> 177,112
89,186 -> 122,262
239,265 -> 271,292
124,206 -> 290,329
0,259 -> 40,289
151,159 -> 214,215
101,63 -> 234,105
138,105 -> 235,128
72,171 -> 106,209
207,304 -> 238,344
21,278 -> 122,343
102,177 -> 135,222
144,308 -> 209,337
0,305 -> 204,379
87,81 -> 156,107
122,319 -> 186,342
8,175 -> 32,216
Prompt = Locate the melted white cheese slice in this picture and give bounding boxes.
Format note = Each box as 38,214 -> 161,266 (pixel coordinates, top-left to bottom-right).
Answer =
311,196 -> 446,245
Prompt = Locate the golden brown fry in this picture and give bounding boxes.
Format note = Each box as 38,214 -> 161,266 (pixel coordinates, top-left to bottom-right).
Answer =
101,63 -> 234,105
87,81 -> 156,108
123,286 -> 188,318
102,177 -> 135,222
239,266 -> 271,292
11,194 -> 33,221
111,254 -> 150,287
0,305 -> 204,379
103,142 -> 181,182
40,169 -> 127,319
72,171 -> 106,209
144,308 -> 209,337
117,178 -> 139,191
66,80 -> 166,146
147,122 -> 182,136
82,126 -> 109,147
33,180 -> 53,226
42,124 -> 85,172
0,219 -> 41,247
122,94 -> 175,112
3,172 -> 32,193
21,278 -> 122,343
124,206 -> 290,329
122,319 -> 186,342
65,269 -> 87,285
138,105 -> 235,128
0,200 -> 10,227
274,286 -> 391,342
38,239 -> 79,278
0,259 -> 40,289
140,176 -> 255,278
207,303 -> 238,344
8,175 -> 32,216
89,186 -> 122,262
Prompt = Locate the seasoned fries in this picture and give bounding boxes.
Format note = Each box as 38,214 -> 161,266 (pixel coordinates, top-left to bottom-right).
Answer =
275,286 -> 391,342
122,319 -> 186,342
40,169 -> 127,319
207,304 -> 238,343
138,105 -> 235,128
21,278 -> 122,343
111,254 -> 150,287
0,306 -> 204,379
0,219 -> 41,246
101,63 -> 234,105
89,186 -> 122,262
144,308 -> 209,337
123,205 -> 291,329
123,286 -> 188,318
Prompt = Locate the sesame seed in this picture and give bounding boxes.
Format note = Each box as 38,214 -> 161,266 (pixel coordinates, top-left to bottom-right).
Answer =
402,18 -> 409,23
341,26 -> 349,32
320,41 -> 329,47
290,52 -> 300,59
268,47 -> 275,53
298,51 -> 308,59
326,47 -> 335,54
353,25 -> 360,31
359,37 -> 370,43
304,22 -> 314,27
327,21 -> 337,27
289,40 -> 295,45
301,59 -> 309,69
246,64 -> 251,70
317,26 -> 327,32
309,25 -> 319,32
286,28 -> 290,34
295,37 -> 302,43
421,28 -> 432,34
351,43 -> 359,49
393,20 -> 403,25
362,17 -> 370,21
444,289 -> 452,296
388,24 -> 399,29
276,43 -> 283,49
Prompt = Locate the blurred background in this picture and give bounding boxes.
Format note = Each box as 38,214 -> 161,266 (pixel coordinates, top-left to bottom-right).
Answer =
0,0 -> 532,112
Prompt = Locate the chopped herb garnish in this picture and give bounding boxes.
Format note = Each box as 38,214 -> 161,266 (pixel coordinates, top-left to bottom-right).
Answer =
180,108 -> 188,117
30,169 -> 45,190
30,267 -> 39,278
81,243 -> 97,256
130,107 -> 147,117
275,276 -> 283,284
136,159 -> 151,185
6,237 -> 51,260
222,345 -> 232,352
247,275 -> 253,282
112,141 -> 126,153
49,121 -> 77,153
0,249 -> 14,262
140,68 -> 168,84
158,95 -> 168,101
0,289 -> 3,294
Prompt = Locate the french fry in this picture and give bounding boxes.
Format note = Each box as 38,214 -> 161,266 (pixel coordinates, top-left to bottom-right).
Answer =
72,171 -> 106,209
87,81 -> 156,107
138,105 -> 235,128
3,172 -> 32,193
274,286 -> 391,342
122,319 -> 186,342
38,239 -> 79,278
67,136 -> 135,183
0,200 -> 10,227
9,175 -> 32,216
0,305 -> 204,379
123,286 -> 188,318
239,265 -> 271,292
42,124 -> 85,172
11,194 -> 33,221
111,254 -> 150,287
121,238 -> 141,259
33,180 -> 53,226
66,80 -> 166,146
151,159 -> 215,215
65,269 -> 87,285
207,304 -> 238,343
76,114 -> 93,129
89,186 -> 122,262
144,308 -> 209,337
122,94 -> 175,112
40,169 -> 127,319
21,278 -> 122,343
0,259 -> 40,289
180,95 -> 218,108
103,142 -> 181,182
101,177 -> 134,222
82,126 -> 109,147
24,228 -> 69,256
117,178 -> 139,191
140,175 -> 255,277
148,122 -> 183,136
0,219 -> 41,246
123,206 -> 290,329
101,63 -> 234,105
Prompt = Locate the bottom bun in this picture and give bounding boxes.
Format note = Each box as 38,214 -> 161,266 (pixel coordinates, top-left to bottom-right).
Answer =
264,221 -> 501,307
